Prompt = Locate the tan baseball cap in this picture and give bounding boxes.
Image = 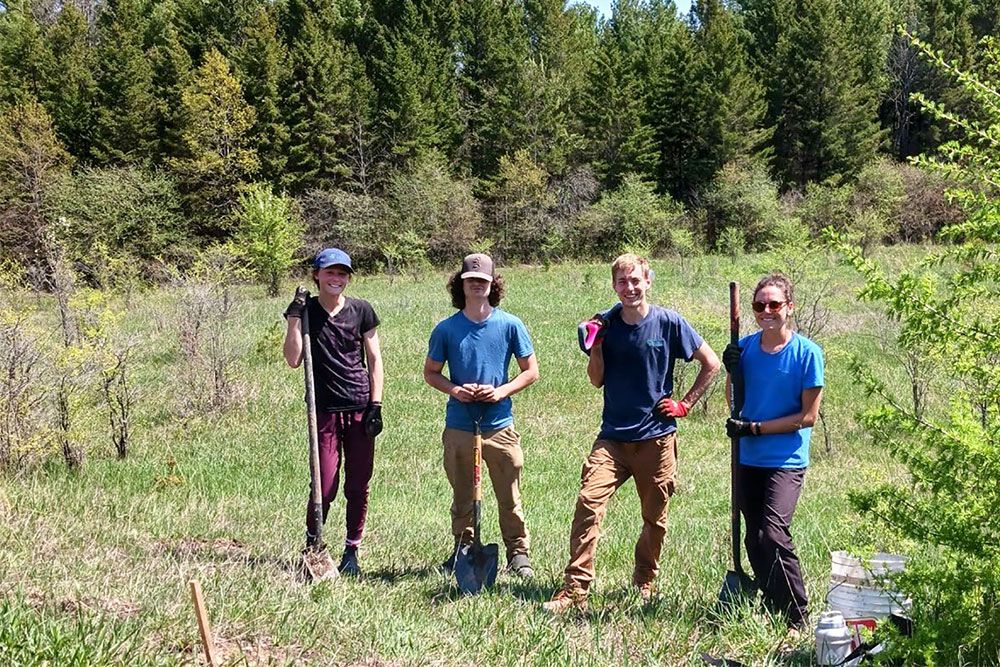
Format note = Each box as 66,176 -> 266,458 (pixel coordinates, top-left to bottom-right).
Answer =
460,253 -> 494,281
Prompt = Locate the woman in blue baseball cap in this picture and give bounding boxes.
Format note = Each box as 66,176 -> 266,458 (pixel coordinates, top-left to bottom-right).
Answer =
282,248 -> 384,576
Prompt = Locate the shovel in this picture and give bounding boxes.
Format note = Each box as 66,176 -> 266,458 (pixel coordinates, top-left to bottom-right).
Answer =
299,289 -> 338,582
454,407 -> 499,594
718,281 -> 755,606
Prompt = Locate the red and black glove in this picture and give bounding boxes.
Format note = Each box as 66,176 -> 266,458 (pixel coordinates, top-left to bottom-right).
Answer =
655,396 -> 689,418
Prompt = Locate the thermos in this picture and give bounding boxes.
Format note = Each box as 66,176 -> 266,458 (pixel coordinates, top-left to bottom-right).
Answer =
815,610 -> 856,667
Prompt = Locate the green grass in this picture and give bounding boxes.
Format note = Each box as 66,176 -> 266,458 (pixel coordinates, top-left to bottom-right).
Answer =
1,252 -> 914,665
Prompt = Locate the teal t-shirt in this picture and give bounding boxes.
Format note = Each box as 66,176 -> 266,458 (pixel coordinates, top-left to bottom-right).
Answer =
427,308 -> 534,432
737,331 -> 825,468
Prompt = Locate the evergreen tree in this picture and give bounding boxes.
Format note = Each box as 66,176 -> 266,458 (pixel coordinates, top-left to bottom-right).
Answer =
366,0 -> 462,167
146,1 -> 194,163
457,0 -> 532,181
169,48 -> 259,239
0,2 -> 53,106
41,5 -> 98,160
233,3 -> 290,183
579,1 -> 657,187
280,0 -> 356,192
92,0 -> 158,164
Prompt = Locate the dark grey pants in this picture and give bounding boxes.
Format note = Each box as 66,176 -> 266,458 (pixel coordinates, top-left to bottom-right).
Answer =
738,465 -> 809,627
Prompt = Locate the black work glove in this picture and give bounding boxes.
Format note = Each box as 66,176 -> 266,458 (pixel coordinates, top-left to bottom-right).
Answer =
722,343 -> 742,375
284,286 -> 309,320
363,402 -> 383,439
726,417 -> 756,439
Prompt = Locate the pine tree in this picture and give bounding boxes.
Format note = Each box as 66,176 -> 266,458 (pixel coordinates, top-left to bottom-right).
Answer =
92,0 -> 158,164
233,3 -> 290,183
366,0 -> 462,167
579,1 -> 657,188
280,0 -> 356,192
457,0 -> 532,181
0,2 -> 54,106
146,1 -> 194,163
41,5 -> 98,161
169,48 -> 259,239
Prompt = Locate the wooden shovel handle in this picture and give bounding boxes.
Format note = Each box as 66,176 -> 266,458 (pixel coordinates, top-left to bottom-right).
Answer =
189,579 -> 219,667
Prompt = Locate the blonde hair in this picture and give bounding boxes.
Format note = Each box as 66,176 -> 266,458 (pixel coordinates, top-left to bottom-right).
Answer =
611,253 -> 652,281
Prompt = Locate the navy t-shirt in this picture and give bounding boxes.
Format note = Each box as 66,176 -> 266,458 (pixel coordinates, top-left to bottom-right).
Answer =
599,305 -> 704,441
306,296 -> 379,412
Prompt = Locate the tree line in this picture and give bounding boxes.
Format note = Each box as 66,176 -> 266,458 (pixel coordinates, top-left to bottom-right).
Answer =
0,0 -> 997,279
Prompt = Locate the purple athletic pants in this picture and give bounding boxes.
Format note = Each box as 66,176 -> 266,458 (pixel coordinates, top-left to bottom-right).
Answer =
305,410 -> 375,548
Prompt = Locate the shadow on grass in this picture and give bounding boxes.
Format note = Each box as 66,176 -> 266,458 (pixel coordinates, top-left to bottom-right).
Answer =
364,564 -> 439,584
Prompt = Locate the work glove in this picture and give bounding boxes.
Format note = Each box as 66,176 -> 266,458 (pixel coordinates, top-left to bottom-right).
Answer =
363,402 -> 383,439
726,417 -> 756,438
655,396 -> 689,418
284,286 -> 309,320
722,343 -> 742,375
577,318 -> 608,355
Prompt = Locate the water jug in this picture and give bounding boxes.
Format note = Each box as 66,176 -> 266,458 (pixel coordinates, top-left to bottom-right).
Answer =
815,610 -> 856,667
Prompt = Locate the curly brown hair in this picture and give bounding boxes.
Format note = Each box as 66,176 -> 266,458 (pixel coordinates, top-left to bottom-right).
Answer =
447,271 -> 506,309
752,272 -> 795,304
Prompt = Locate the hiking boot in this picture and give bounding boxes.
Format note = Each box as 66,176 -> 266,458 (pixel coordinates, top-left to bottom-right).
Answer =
507,553 -> 534,579
541,587 -> 588,614
338,547 -> 361,577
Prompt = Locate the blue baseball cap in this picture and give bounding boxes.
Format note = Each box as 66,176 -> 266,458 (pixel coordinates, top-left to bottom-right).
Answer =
313,248 -> 353,273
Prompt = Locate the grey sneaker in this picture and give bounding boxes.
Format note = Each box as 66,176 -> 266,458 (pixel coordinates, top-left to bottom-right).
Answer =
507,553 -> 534,579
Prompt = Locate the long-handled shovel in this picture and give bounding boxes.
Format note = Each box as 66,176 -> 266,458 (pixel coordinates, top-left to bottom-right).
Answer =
299,290 -> 338,582
717,281 -> 755,606
454,407 -> 499,594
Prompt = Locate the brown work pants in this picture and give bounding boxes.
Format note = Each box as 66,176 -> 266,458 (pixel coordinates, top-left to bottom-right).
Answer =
442,426 -> 529,558
562,433 -> 678,593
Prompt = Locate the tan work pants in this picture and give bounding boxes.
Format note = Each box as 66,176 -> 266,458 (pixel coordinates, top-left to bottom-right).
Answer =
563,433 -> 678,593
442,426 -> 529,558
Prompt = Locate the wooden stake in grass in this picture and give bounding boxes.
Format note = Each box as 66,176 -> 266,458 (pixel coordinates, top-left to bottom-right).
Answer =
188,579 -> 220,667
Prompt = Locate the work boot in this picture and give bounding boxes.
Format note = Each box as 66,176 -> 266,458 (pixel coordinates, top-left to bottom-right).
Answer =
440,537 -> 462,575
338,546 -> 361,577
541,587 -> 588,614
507,553 -> 534,579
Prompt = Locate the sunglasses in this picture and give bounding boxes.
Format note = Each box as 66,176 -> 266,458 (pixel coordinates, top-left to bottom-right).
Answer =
752,300 -> 787,313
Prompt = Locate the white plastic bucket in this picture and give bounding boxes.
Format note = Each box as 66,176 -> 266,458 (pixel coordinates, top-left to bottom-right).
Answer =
827,551 -> 909,620
830,551 -> 906,585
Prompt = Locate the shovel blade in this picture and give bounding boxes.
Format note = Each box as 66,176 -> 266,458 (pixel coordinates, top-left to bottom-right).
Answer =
454,542 -> 499,595
717,569 -> 756,607
301,546 -> 339,583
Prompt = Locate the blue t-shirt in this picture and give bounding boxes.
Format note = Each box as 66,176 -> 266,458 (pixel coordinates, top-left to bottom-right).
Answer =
737,331 -> 825,468
427,308 -> 534,432
599,305 -> 704,441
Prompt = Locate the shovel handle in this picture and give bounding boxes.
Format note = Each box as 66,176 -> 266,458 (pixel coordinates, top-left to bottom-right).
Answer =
301,293 -> 323,545
729,282 -> 746,577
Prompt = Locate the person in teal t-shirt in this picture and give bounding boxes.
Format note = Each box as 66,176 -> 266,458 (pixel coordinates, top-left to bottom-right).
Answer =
423,253 -> 539,578
723,272 -> 825,633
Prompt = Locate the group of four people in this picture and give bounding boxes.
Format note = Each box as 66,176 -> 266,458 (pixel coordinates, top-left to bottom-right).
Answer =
282,248 -> 824,630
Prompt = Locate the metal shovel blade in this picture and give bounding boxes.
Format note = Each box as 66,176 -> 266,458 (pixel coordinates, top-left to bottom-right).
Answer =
301,546 -> 339,583
454,541 -> 499,595
717,568 -> 756,607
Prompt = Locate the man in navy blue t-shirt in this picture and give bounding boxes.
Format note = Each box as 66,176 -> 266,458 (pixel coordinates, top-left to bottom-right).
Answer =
544,253 -> 720,613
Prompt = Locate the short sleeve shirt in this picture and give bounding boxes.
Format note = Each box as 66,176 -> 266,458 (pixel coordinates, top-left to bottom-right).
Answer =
737,331 -> 825,468
427,308 -> 534,432
307,296 -> 379,412
599,305 -> 704,441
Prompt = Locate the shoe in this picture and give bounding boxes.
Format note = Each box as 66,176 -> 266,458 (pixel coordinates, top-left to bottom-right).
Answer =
541,587 -> 588,614
635,581 -> 655,603
338,547 -> 361,576
507,553 -> 534,579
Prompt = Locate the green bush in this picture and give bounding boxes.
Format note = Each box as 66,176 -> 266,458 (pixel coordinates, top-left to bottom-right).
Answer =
699,160 -> 781,251
797,179 -> 854,235
571,174 -> 685,259
232,183 -> 304,296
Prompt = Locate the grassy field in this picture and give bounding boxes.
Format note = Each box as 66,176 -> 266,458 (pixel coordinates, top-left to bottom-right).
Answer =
1,251 -> 916,666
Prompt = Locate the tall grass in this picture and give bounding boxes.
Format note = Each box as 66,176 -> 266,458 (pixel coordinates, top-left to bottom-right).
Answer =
1,253 -> 914,665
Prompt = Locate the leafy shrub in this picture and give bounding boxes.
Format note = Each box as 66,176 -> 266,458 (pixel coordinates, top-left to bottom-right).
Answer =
699,160 -> 781,251
571,174 -> 685,259
232,183 -> 304,296
298,188 -> 390,272
486,150 -> 561,263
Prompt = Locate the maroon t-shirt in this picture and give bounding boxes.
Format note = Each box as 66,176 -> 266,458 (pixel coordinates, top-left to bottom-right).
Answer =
306,296 -> 379,412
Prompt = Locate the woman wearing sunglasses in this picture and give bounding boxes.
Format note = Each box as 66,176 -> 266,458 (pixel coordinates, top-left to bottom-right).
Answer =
722,273 -> 825,633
